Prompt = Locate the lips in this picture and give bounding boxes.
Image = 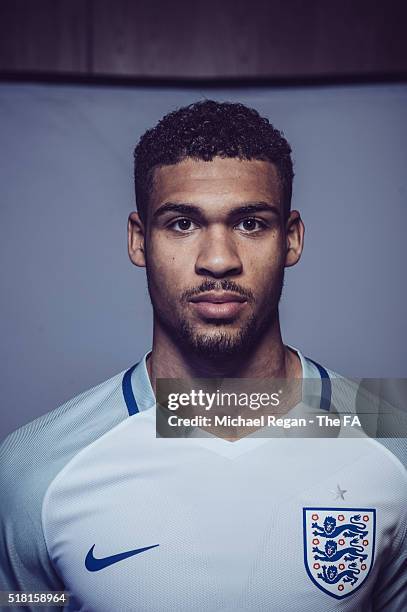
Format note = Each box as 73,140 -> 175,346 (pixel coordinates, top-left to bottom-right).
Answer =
189,292 -> 247,319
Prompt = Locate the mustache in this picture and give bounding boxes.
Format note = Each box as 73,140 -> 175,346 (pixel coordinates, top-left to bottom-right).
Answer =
181,279 -> 255,302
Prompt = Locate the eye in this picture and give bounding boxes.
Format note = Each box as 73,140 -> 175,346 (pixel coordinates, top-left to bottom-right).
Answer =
235,217 -> 266,232
169,218 -> 199,232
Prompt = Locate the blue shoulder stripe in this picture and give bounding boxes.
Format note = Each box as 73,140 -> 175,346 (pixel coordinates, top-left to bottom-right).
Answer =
305,358 -> 332,412
122,364 -> 140,416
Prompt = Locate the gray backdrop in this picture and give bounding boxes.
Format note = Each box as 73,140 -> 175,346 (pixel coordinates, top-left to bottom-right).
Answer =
1,83 -> 406,438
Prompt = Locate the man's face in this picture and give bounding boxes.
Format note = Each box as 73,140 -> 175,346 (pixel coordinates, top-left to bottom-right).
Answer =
130,157 -> 303,358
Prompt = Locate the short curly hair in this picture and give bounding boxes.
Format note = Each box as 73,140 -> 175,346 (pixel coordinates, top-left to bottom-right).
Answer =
134,100 -> 294,221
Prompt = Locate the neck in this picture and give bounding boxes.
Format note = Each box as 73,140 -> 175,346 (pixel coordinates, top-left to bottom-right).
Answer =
147,317 -> 302,392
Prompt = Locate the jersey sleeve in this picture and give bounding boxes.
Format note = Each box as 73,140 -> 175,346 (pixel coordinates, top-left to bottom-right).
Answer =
0,427 -> 65,609
370,445 -> 407,612
372,517 -> 407,611
0,370 -> 128,610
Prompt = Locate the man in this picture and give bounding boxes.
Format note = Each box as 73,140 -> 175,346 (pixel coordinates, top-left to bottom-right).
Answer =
0,100 -> 406,610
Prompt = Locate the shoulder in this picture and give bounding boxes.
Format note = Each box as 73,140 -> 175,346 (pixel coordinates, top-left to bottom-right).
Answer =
310,361 -> 407,473
0,368 -> 132,588
0,368 -> 129,517
306,363 -> 407,555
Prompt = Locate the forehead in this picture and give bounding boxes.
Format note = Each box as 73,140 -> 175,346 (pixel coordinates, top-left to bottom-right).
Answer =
150,157 -> 282,211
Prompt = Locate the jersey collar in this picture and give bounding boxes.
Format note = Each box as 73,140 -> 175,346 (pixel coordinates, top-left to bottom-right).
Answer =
123,347 -> 331,417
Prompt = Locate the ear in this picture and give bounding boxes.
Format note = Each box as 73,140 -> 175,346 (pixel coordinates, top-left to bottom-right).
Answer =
128,211 -> 146,267
285,210 -> 305,268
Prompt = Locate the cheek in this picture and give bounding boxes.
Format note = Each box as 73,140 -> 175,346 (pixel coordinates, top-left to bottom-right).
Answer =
148,232 -> 202,288
146,241 -> 187,297
246,244 -> 285,286
148,238 -> 174,273
148,234 -> 190,269
244,229 -> 285,263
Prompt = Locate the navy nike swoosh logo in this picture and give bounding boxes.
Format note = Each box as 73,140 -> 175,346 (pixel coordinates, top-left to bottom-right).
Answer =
85,543 -> 159,571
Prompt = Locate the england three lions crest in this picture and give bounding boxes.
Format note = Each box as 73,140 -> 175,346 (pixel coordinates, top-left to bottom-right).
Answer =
303,508 -> 376,599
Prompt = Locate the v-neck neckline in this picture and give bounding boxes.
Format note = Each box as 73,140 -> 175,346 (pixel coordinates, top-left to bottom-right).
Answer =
123,347 -> 331,459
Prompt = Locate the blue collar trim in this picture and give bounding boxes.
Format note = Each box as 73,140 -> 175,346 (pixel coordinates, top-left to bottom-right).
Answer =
122,363 -> 139,416
122,357 -> 332,416
305,357 -> 332,411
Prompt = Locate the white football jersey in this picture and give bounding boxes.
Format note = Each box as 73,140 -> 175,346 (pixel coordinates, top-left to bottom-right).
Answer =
0,349 -> 406,611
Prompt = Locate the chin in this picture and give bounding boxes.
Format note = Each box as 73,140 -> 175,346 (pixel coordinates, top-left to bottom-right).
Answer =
179,323 -> 256,359
196,320 -> 243,331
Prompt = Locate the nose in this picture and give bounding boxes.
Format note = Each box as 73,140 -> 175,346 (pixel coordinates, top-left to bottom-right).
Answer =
195,227 -> 243,278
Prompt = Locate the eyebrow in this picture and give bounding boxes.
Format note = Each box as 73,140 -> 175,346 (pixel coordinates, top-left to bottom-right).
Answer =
153,201 -> 280,220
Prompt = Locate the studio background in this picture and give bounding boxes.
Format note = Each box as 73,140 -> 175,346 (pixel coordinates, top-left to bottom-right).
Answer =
1,81 -> 406,437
